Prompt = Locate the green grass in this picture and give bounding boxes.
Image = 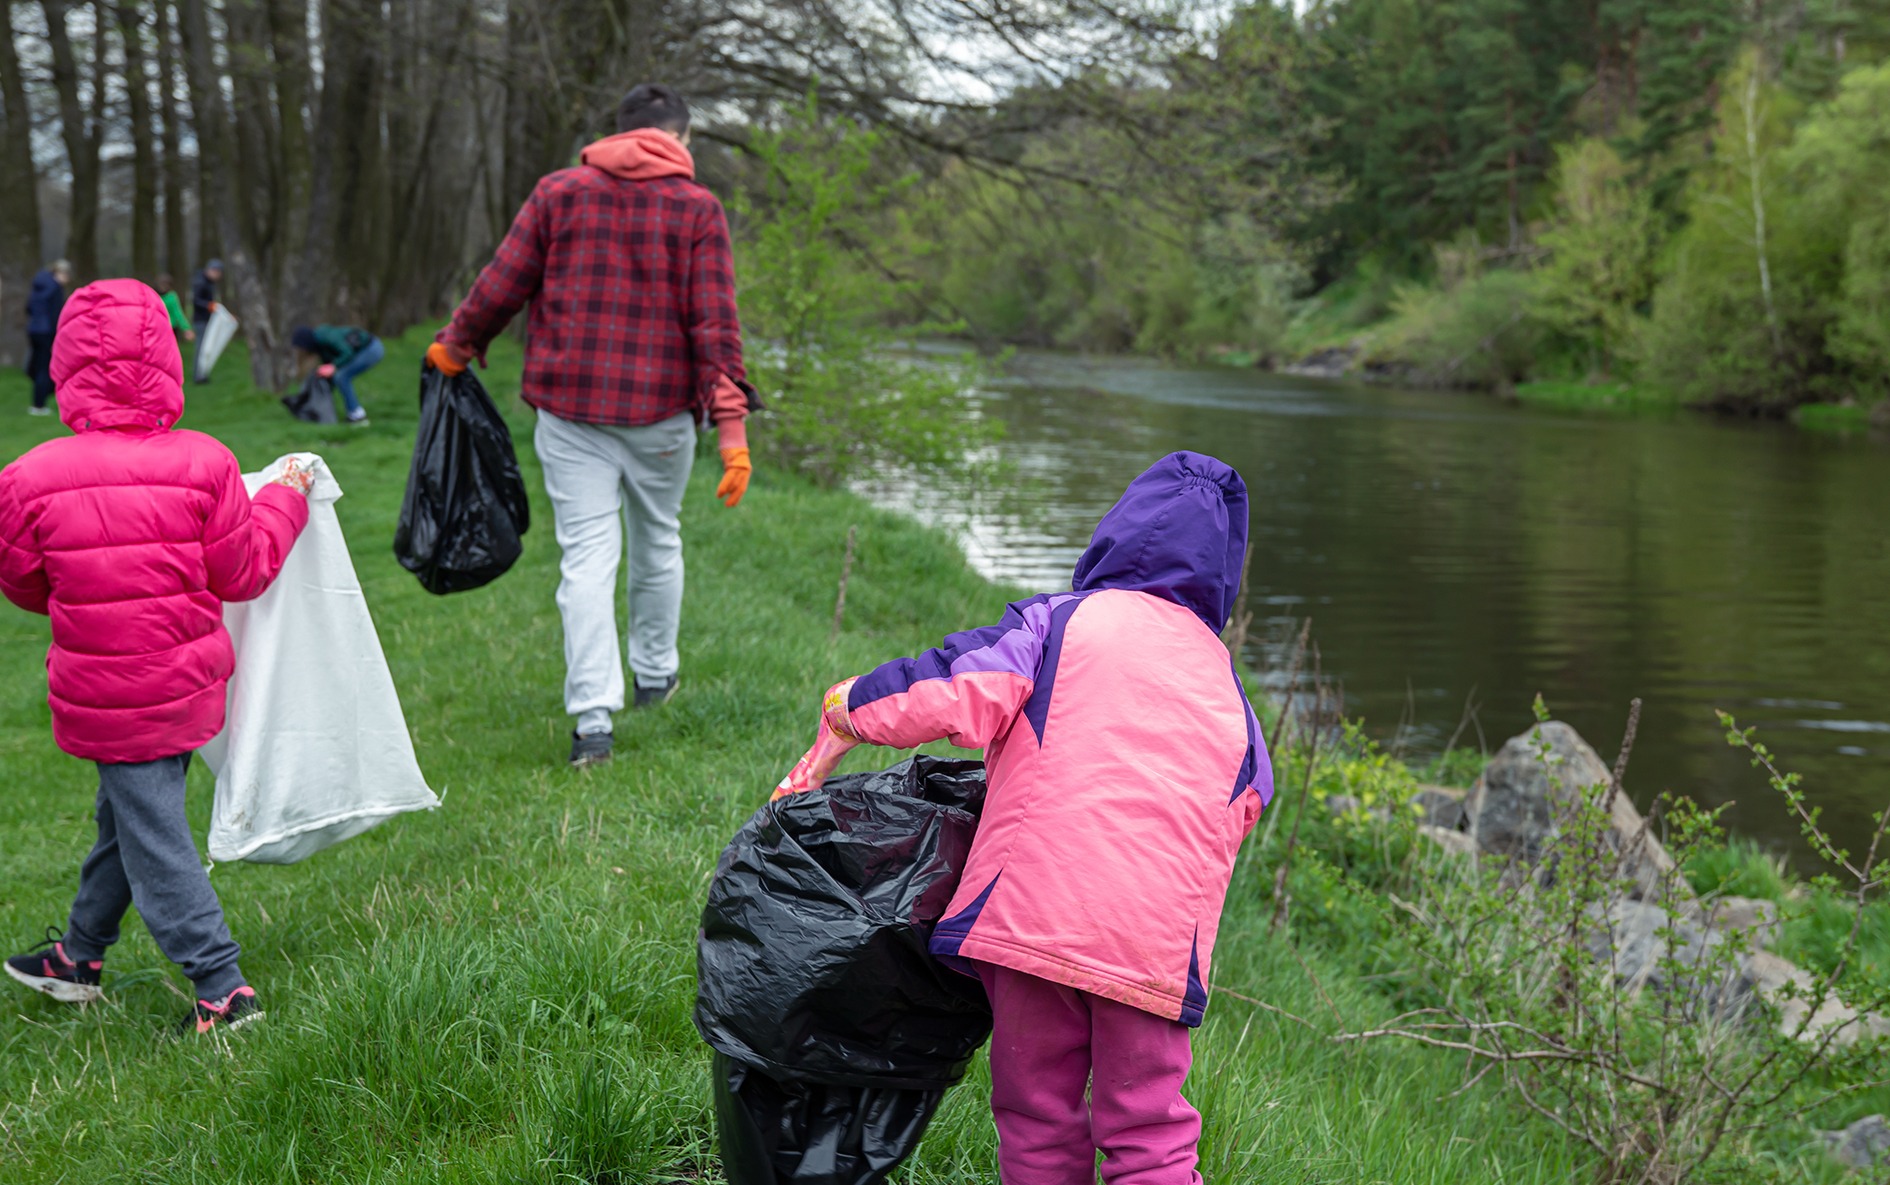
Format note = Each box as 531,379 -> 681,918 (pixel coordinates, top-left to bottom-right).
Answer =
2,331 -> 1593,1180
1790,401 -> 1879,434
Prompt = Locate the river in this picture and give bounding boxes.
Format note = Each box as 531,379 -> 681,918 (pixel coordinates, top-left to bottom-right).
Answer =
870,349 -> 1890,865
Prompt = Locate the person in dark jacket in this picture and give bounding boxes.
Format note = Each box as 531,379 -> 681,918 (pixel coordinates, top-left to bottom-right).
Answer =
429,82 -> 756,769
24,260 -> 71,416
189,261 -> 224,385
190,261 -> 221,329
290,324 -> 381,424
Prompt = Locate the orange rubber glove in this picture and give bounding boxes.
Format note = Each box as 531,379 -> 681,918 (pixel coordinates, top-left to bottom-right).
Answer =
772,679 -> 860,800
426,341 -> 470,376
316,363 -> 336,379
717,447 -> 752,508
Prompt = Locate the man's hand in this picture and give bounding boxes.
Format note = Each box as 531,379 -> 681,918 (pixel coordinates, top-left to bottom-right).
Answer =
273,458 -> 315,496
316,363 -> 336,379
426,341 -> 471,376
717,447 -> 752,508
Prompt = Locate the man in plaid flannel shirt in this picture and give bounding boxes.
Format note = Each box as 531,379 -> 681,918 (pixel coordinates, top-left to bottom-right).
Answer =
428,83 -> 756,769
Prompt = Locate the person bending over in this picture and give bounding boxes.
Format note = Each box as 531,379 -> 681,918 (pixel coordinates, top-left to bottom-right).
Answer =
292,323 -> 383,425
775,452 -> 1273,1185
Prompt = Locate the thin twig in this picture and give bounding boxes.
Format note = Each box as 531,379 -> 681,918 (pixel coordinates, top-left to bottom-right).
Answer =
1266,618 -> 1311,756
1600,697 -> 1642,818
1211,985 -> 1316,1030
1224,539 -> 1254,667
829,524 -> 857,643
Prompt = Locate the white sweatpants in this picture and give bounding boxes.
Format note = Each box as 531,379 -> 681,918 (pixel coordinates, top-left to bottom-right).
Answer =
534,408 -> 696,736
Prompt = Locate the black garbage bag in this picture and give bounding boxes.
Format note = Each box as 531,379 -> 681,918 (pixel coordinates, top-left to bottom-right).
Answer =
394,363 -> 530,595
697,756 -> 994,1185
281,373 -> 338,423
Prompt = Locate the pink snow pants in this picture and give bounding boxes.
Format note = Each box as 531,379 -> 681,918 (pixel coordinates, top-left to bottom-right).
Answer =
977,963 -> 1204,1185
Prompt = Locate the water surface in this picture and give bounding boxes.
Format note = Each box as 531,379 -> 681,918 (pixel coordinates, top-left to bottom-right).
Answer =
874,350 -> 1890,865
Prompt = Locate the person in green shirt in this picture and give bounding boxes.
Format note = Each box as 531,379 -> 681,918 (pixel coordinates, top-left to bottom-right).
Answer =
291,324 -> 383,425
154,276 -> 196,344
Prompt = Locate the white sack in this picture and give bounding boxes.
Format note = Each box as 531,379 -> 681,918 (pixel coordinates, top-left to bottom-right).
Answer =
193,305 -> 240,383
200,453 -> 439,863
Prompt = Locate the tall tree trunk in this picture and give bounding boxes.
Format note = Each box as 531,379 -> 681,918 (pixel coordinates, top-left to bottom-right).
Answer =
178,0 -> 288,387
267,0 -> 313,323
41,0 -> 105,281
0,0 -> 44,364
118,0 -> 161,280
155,0 -> 191,280
223,0 -> 280,278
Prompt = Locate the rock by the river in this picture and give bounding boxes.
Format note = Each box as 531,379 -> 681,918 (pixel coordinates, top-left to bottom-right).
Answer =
1418,824 -> 1476,856
1411,785 -> 1467,830
1819,1114 -> 1890,1170
1700,895 -> 1780,950
1464,721 -> 1684,902
1591,898 -> 1889,1045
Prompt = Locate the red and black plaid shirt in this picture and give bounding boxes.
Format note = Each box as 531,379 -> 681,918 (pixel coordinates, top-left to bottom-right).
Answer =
442,166 -> 747,428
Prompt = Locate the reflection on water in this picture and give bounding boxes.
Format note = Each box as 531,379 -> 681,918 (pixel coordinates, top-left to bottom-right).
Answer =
866,350 -> 1890,865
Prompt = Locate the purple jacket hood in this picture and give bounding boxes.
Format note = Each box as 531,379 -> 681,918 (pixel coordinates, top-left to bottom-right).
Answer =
1071,451 -> 1249,632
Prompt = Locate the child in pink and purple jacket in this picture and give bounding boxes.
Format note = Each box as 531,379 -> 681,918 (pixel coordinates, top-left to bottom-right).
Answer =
776,451 -> 1273,1184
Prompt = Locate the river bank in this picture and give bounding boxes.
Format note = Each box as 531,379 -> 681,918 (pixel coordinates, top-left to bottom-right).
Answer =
1247,279 -> 1890,434
0,335 -> 1881,1180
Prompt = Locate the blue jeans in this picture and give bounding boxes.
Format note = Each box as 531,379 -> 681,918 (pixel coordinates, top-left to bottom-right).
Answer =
333,336 -> 385,416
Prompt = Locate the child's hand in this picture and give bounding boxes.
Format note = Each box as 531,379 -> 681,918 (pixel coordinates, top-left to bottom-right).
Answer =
273,459 -> 315,496
771,679 -> 861,800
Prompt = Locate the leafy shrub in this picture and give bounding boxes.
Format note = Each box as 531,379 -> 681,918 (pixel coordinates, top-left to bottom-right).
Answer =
1533,138 -> 1658,379
734,98 -> 998,487
1371,245 -> 1546,389
1637,57 -> 1836,410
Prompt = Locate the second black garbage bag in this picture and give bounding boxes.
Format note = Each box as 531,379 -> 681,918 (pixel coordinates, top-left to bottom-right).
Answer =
282,372 -> 338,423
394,363 -> 530,595
697,756 -> 994,1185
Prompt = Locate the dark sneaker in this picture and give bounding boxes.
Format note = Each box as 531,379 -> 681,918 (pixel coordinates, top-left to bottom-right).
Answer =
633,676 -> 679,710
183,985 -> 264,1035
570,730 -> 614,768
5,929 -> 103,1004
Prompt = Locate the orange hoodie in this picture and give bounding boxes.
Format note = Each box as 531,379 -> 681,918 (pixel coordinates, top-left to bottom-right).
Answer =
580,128 -> 695,181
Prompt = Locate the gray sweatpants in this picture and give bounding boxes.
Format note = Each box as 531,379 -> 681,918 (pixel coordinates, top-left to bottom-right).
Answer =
534,408 -> 696,736
62,754 -> 246,1000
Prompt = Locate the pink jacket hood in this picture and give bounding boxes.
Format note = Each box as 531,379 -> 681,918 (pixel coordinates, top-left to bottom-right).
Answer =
52,279 -> 186,434
580,129 -> 695,181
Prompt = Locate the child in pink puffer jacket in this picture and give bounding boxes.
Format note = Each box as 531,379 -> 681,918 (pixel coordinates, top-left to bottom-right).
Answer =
0,279 -> 310,1034
776,451 -> 1273,1184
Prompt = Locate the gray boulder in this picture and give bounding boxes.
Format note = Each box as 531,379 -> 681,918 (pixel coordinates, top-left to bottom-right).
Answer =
1592,905 -> 1890,1044
1590,899 -> 1738,1002
1819,1114 -> 1890,1170
1411,785 -> 1467,830
1701,895 -> 1780,950
1464,721 -> 1683,902
1418,824 -> 1476,856
1740,950 -> 1890,1047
